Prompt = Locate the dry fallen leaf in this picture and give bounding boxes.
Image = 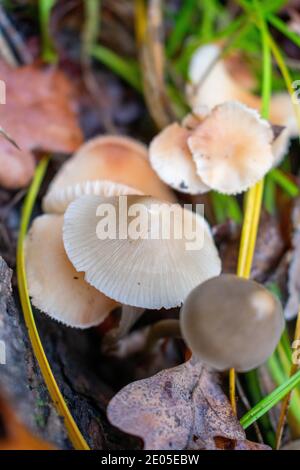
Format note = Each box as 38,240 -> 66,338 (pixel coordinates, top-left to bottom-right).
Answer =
0,61 -> 83,189
0,395 -> 54,450
107,359 -> 270,450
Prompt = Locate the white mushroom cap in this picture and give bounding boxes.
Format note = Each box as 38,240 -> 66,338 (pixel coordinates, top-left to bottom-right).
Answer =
63,195 -> 221,309
270,93 -> 298,138
188,102 -> 274,194
149,123 -> 210,194
187,44 -> 297,165
44,135 -> 175,208
43,179 -> 143,214
187,43 -> 258,111
25,214 -> 117,328
272,127 -> 291,166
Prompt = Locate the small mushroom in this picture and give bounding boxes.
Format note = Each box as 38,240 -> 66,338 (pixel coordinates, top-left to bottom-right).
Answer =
271,127 -> 291,166
149,122 -> 210,194
188,102 -> 274,194
187,43 -> 297,163
25,214 -> 117,328
63,194 -> 221,309
269,93 -> 297,166
43,179 -> 143,214
180,274 -> 284,372
187,43 -> 259,111
267,93 -> 298,139
44,135 -> 175,210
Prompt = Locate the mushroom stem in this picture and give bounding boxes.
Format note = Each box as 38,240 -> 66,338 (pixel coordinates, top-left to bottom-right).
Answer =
275,313 -> 300,450
144,319 -> 181,352
104,306 -> 145,348
118,305 -> 145,338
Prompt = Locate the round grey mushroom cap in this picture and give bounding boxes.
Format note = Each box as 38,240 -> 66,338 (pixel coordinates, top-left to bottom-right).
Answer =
180,274 -> 284,372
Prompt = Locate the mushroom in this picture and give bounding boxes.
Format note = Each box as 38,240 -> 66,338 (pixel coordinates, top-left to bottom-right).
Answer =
44,135 -> 175,212
25,214 -> 117,328
187,102 -> 274,194
43,179 -> 143,214
271,127 -> 291,166
28,134 -> 175,331
63,194 -> 221,309
149,102 -> 280,196
187,43 -> 258,111
149,122 -> 210,195
180,274 -> 284,372
187,43 -> 297,163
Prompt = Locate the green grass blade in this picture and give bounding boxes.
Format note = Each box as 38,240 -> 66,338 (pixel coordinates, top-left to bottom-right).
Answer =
268,14 -> 300,49
92,45 -> 142,92
39,0 -> 57,63
264,175 -> 276,214
269,169 -> 299,198
166,0 -> 198,56
210,193 -> 242,224
244,370 -> 276,447
241,369 -> 300,429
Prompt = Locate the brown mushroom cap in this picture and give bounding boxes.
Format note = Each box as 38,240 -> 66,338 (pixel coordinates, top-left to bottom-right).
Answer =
25,214 -> 117,328
43,179 -> 143,214
180,274 -> 284,372
44,135 -> 175,208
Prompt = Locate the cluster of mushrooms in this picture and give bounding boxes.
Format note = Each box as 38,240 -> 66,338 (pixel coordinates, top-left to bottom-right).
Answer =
25,41 -> 294,381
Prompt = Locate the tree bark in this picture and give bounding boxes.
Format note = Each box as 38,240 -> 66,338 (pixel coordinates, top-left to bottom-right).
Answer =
0,256 -> 138,449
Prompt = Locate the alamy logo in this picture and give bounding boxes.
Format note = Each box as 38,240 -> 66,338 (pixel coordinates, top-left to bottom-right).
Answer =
292,80 -> 300,105
0,340 -> 6,365
292,339 -> 300,366
0,80 -> 5,104
94,198 -> 205,251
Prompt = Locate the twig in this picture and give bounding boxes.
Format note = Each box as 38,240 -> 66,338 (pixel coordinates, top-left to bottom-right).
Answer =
0,5 -> 32,64
135,0 -> 177,129
81,0 -> 116,133
236,377 -> 264,444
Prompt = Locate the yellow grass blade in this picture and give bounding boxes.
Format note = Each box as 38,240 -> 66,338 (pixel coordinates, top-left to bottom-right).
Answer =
230,1 -> 272,412
16,158 -> 90,450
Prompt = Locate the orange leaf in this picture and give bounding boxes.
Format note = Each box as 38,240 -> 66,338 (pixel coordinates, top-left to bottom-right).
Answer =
0,61 -> 83,189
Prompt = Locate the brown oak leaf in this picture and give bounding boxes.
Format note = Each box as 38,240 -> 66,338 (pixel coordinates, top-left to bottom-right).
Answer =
107,359 -> 270,450
0,61 -> 83,189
